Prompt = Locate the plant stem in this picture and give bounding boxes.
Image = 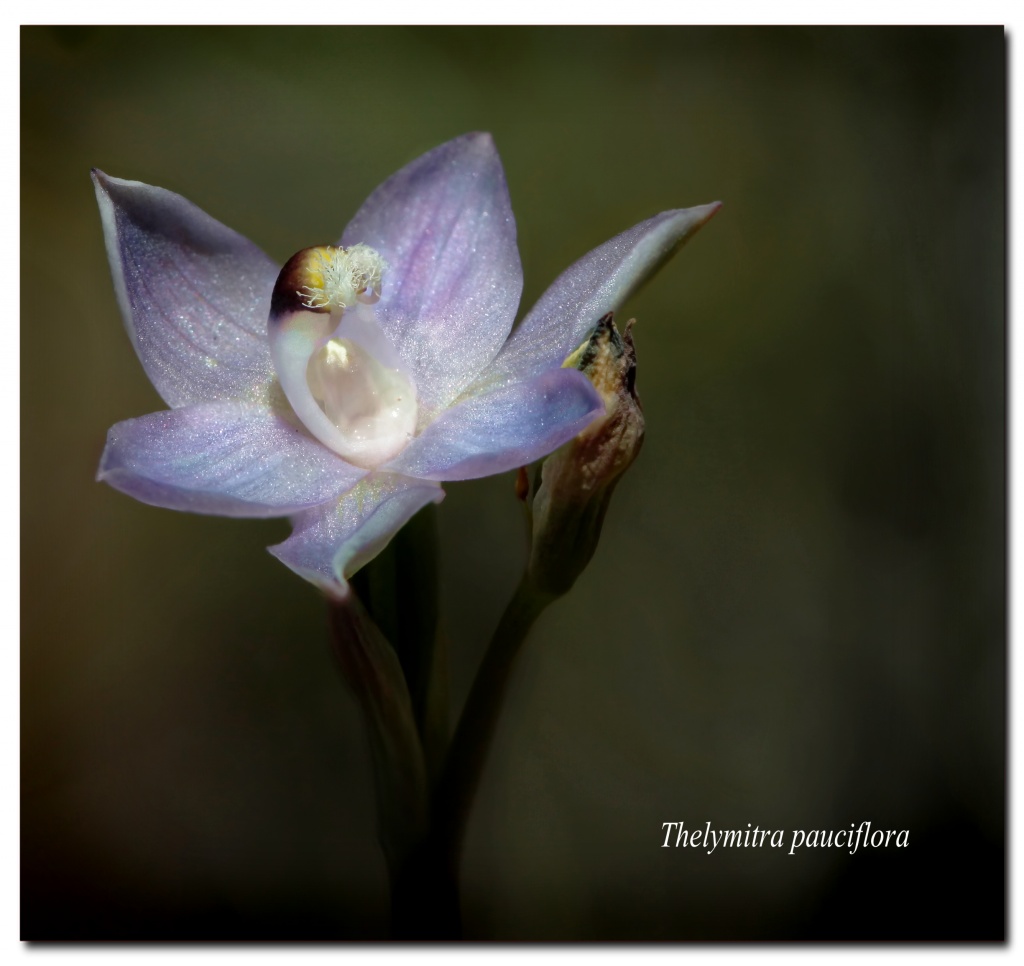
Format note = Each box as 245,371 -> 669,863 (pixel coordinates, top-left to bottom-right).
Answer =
436,577 -> 556,869
386,573 -> 555,939
351,505 -> 449,786
326,595 -> 429,883
338,557 -> 559,939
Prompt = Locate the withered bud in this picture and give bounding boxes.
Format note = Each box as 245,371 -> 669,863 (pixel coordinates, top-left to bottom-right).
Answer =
525,311 -> 645,596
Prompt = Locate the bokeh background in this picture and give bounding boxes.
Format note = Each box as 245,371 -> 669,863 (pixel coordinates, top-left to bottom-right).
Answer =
21,26 -> 1004,940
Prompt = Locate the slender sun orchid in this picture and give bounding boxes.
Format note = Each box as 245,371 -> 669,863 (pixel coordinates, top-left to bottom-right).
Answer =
94,133 -> 720,598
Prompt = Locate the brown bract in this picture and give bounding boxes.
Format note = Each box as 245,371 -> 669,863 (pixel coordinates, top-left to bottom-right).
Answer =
525,312 -> 645,596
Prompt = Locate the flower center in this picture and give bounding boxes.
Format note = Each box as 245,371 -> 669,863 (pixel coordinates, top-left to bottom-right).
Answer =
307,337 -> 417,467
268,245 -> 418,469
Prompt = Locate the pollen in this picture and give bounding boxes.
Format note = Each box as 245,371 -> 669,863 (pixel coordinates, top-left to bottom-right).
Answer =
296,244 -> 387,312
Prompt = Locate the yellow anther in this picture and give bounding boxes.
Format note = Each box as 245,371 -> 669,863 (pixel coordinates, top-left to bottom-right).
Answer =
294,244 -> 387,312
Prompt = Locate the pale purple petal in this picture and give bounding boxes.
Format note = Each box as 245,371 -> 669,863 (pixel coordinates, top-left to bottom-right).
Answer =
340,133 -> 522,412
269,475 -> 445,598
93,171 -> 279,408
478,205 -> 722,387
98,402 -> 365,517
385,368 -> 604,482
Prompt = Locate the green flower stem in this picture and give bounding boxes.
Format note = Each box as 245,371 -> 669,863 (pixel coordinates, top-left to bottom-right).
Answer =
351,504 -> 448,785
394,574 -> 554,938
434,573 -> 555,857
326,596 -> 429,877
386,573 -> 556,939
339,532 -> 563,939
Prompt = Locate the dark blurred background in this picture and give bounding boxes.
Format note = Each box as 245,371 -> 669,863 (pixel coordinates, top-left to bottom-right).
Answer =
21,26 -> 1004,940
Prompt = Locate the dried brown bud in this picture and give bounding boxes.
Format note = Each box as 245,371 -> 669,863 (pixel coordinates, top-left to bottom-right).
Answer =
526,312 -> 645,595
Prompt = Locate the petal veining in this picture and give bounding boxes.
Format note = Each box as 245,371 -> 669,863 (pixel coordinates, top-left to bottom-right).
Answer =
98,401 -> 366,517
340,133 -> 523,412
93,171 -> 279,408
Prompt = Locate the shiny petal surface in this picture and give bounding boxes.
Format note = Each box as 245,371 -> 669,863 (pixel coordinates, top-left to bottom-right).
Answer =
99,402 -> 366,517
479,204 -> 722,386
340,133 -> 522,412
269,475 -> 444,598
93,171 -> 279,408
385,368 -> 604,481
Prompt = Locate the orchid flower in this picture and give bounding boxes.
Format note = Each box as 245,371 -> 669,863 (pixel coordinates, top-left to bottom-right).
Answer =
94,133 -> 719,598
